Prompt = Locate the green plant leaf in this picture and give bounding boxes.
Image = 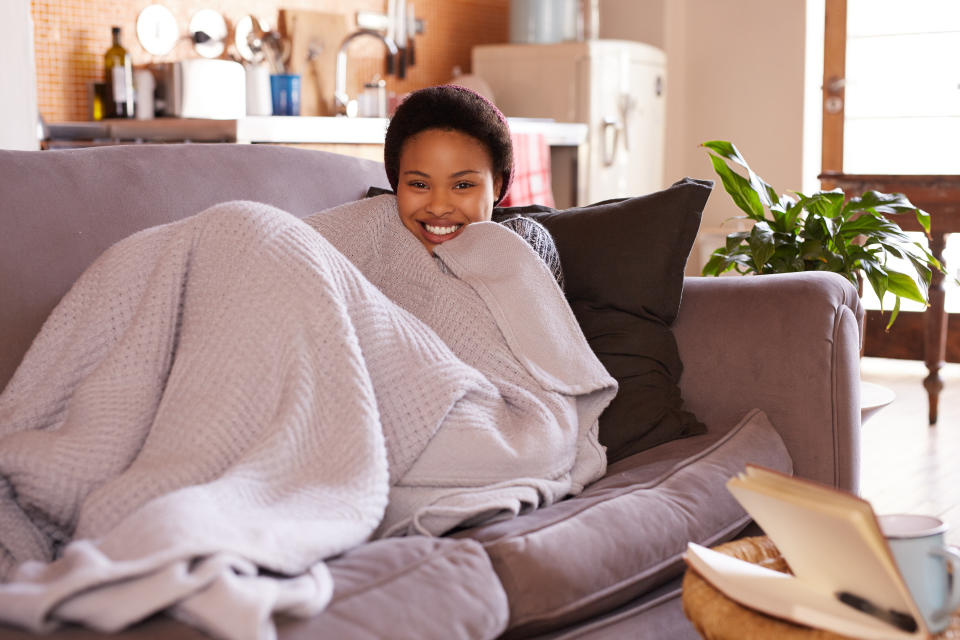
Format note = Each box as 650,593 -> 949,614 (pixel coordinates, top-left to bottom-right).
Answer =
838,214 -> 911,243
797,191 -> 846,220
905,240 -> 942,269
844,190 -> 911,213
749,222 -> 776,271
885,269 -> 927,304
708,154 -> 766,220
861,260 -> 889,305
803,212 -> 839,243
886,297 -> 902,331
915,208 -> 932,234
768,196 -> 806,235
877,242 -> 905,259
904,252 -> 933,289
702,140 -> 779,207
843,191 -> 932,234
701,252 -> 730,276
702,246 -> 756,276
724,230 -> 751,251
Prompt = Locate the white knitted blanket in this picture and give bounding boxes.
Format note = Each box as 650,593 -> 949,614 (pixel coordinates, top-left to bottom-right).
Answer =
0,197 -> 616,639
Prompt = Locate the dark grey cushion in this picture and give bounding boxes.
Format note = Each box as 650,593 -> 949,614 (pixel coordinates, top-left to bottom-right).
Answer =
457,409 -> 792,637
494,178 -> 714,461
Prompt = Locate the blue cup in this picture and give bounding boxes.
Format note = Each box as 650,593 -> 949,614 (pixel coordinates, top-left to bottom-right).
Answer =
270,74 -> 301,116
879,514 -> 960,633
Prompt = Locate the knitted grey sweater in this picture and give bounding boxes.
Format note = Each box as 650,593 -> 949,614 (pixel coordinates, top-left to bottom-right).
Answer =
496,215 -> 565,291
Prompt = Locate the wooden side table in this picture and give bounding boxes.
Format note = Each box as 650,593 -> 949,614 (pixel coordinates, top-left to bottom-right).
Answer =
820,173 -> 960,425
682,536 -> 960,639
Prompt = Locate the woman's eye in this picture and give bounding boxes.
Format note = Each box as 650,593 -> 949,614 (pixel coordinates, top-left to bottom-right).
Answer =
454,181 -> 475,190
407,181 -> 427,189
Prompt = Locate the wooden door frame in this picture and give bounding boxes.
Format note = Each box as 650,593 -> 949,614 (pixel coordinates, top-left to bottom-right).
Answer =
820,0 -> 846,184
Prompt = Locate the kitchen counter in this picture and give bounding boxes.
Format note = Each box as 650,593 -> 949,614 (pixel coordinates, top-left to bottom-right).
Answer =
45,116 -> 588,208
45,117 -> 588,147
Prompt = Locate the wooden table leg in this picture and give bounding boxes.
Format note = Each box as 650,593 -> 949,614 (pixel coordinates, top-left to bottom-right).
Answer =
924,231 -> 948,425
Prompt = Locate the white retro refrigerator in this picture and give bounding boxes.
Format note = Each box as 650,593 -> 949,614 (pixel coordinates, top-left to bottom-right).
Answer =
472,40 -> 666,206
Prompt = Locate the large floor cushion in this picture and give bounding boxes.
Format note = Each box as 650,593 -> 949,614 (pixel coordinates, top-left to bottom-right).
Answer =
457,408 -> 792,637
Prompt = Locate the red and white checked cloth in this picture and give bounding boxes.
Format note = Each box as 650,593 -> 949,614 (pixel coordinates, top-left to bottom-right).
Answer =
501,132 -> 555,208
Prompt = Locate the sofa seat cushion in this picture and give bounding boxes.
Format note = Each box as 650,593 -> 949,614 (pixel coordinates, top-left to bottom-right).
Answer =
279,536 -> 509,640
0,537 -> 508,640
456,408 -> 792,637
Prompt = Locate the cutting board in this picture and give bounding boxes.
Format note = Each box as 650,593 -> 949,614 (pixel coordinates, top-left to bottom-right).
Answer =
279,8 -> 393,117
279,10 -> 350,116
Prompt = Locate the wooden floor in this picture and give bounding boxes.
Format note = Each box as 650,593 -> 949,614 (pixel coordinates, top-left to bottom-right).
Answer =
859,357 -> 960,545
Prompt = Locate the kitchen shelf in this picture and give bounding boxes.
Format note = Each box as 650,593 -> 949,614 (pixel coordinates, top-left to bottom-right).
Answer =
46,117 -> 588,148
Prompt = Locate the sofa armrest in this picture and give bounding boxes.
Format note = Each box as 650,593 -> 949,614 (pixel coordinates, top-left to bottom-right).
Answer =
672,272 -> 864,492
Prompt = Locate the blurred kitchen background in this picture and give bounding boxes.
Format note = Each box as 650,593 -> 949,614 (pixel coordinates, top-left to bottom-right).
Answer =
6,1 -> 960,435
5,0 -> 816,276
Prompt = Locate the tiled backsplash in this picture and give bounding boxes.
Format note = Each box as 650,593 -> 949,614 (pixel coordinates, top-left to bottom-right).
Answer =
32,0 -> 508,122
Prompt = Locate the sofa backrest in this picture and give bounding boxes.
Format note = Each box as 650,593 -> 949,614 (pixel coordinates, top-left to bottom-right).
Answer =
0,143 -> 391,392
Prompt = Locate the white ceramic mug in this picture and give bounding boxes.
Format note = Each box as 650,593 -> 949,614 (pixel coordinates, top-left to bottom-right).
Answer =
245,62 -> 272,116
879,514 -> 960,633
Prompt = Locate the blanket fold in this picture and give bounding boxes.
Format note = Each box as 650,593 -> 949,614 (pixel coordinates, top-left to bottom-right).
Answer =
0,196 -> 616,639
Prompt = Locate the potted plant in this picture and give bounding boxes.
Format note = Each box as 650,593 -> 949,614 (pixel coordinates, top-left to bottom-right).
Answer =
700,140 -> 947,328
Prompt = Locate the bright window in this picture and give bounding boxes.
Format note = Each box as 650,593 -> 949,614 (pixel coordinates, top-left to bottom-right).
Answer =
844,1 -> 960,174
845,1 -> 960,312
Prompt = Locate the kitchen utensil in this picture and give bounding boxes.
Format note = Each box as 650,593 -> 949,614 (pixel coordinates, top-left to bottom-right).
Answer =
395,0 -> 407,79
385,0 -> 397,75
136,4 -> 178,57
261,30 -> 291,74
278,10 -> 351,116
235,15 -> 270,63
189,9 -> 227,58
406,2 -> 416,66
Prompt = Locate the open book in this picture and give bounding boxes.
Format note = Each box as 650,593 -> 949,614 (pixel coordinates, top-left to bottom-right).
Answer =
684,465 -> 929,639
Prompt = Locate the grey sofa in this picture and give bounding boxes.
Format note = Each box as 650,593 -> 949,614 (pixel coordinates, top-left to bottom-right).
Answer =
0,144 -> 863,639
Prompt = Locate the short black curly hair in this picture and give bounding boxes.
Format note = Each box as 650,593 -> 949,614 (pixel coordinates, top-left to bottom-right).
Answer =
384,85 -> 513,205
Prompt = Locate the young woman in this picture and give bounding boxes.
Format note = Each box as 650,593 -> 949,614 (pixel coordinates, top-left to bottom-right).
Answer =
383,84 -> 564,288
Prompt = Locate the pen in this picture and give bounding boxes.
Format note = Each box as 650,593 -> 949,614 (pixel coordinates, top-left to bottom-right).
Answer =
836,591 -> 918,633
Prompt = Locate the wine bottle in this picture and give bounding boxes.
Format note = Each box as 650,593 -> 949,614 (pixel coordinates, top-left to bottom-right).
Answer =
104,26 -> 134,118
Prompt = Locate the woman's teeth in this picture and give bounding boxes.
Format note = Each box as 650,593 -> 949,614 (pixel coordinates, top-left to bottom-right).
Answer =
424,223 -> 461,236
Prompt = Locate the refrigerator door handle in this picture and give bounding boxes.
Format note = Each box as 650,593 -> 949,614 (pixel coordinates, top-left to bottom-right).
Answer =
601,117 -> 620,167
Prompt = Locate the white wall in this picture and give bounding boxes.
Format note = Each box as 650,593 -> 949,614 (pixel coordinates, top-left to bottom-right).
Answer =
1,0 -> 40,150
600,0 -> 809,273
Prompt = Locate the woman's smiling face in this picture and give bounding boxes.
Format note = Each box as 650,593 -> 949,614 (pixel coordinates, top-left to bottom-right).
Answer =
396,128 -> 502,254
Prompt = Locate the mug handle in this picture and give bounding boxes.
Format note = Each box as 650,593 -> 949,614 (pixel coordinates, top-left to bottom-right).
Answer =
931,545 -> 960,623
